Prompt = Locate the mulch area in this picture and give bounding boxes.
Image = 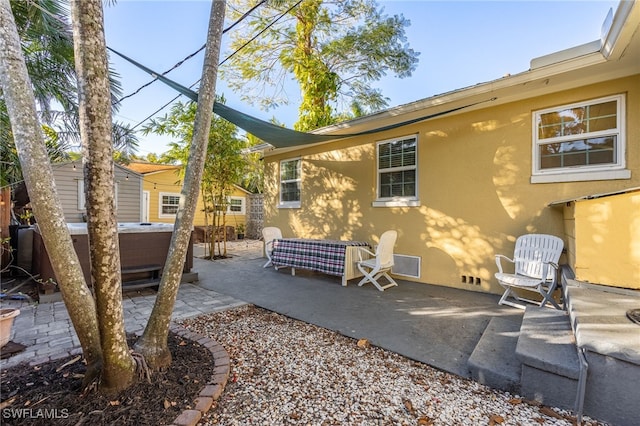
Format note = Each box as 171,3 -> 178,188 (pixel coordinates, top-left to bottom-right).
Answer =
0,332 -> 216,425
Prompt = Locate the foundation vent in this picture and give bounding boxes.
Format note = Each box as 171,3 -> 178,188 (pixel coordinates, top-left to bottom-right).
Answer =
392,254 -> 421,278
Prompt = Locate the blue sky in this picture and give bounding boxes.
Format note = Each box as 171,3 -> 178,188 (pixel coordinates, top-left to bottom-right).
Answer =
103,0 -> 619,156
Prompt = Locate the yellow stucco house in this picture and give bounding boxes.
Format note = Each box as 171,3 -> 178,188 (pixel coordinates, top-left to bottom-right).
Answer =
261,2 -> 640,295
125,162 -> 251,232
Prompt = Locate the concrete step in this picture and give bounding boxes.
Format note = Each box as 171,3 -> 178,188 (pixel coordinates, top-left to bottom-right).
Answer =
516,307 -> 579,411
467,317 -> 521,394
564,282 -> 640,426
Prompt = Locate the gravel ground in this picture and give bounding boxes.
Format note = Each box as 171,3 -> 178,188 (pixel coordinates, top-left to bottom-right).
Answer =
181,305 -> 606,426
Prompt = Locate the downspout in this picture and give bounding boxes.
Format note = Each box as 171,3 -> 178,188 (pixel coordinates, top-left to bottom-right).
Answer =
575,348 -> 589,425
561,266 -> 588,424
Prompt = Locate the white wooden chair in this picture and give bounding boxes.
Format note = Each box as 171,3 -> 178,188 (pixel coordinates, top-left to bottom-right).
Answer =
495,234 -> 564,309
262,227 -> 282,268
357,230 -> 398,291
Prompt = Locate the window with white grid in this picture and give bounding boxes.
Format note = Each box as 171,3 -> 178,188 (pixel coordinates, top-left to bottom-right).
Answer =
532,94 -> 627,183
376,135 -> 418,203
279,158 -> 301,208
159,192 -> 180,218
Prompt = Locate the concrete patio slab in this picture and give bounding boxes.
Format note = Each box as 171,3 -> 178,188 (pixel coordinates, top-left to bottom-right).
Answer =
192,241 -> 524,378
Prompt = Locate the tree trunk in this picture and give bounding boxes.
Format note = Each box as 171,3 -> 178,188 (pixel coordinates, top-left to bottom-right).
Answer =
0,187 -> 11,269
69,0 -> 135,392
201,188 -> 212,258
0,0 -> 103,383
134,0 -> 227,369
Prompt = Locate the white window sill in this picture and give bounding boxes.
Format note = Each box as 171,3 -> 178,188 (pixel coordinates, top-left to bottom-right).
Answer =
278,202 -> 301,209
531,169 -> 630,183
372,199 -> 421,208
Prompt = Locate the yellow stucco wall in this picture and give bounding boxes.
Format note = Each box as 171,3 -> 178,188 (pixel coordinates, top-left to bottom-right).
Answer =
141,169 -> 248,229
560,202 -> 577,273
574,191 -> 640,289
264,75 -> 639,295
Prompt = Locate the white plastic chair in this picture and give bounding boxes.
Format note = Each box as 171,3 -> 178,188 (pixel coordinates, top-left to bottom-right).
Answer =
356,230 -> 398,291
495,234 -> 564,309
262,227 -> 282,268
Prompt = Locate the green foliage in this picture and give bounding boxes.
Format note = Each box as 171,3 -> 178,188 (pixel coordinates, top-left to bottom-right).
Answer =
236,223 -> 245,234
1,0 -> 138,187
223,0 -> 419,131
142,99 -> 251,255
1,0 -> 75,186
241,133 -> 265,194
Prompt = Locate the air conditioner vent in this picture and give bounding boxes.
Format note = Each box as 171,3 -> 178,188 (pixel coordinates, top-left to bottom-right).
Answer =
392,254 -> 421,278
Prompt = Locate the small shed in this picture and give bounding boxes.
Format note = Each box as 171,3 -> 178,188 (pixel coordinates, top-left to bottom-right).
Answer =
51,162 -> 143,223
551,187 -> 640,290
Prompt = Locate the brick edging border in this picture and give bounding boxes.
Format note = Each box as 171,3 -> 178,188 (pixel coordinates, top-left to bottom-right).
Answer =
169,324 -> 231,426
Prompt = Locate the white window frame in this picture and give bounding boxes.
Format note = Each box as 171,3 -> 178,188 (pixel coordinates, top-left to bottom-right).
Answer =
227,196 -> 245,215
158,192 -> 181,218
279,157 -> 301,208
77,180 -> 118,211
373,134 -> 420,208
531,94 -> 629,183
214,196 -> 246,215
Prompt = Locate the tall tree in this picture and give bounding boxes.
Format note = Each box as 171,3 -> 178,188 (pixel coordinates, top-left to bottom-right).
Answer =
0,0 -> 228,391
70,0 -> 135,392
0,0 -> 104,385
134,0 -> 227,369
143,99 -> 245,259
0,0 -> 138,189
223,0 -> 419,131
202,111 -> 245,258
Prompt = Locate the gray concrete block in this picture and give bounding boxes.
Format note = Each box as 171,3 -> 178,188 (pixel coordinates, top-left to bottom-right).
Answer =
467,317 -> 522,394
520,364 -> 577,410
566,282 -> 640,365
516,307 -> 580,379
582,351 -> 640,426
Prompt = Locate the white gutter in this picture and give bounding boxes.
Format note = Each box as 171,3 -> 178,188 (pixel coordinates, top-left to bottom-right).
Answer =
601,1 -> 637,59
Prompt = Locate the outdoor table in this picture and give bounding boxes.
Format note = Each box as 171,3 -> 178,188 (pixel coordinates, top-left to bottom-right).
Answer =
271,238 -> 371,286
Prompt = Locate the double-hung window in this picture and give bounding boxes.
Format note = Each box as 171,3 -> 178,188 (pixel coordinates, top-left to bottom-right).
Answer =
279,158 -> 301,208
214,196 -> 245,215
532,94 -> 628,183
228,196 -> 244,214
159,192 -> 180,218
374,135 -> 419,207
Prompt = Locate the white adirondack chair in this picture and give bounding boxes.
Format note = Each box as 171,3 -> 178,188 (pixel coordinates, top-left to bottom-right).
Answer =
262,226 -> 282,268
357,230 -> 398,291
495,234 -> 564,309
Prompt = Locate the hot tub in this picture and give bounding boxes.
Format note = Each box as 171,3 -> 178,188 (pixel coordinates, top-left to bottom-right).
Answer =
66,222 -> 176,235
32,223 -> 193,290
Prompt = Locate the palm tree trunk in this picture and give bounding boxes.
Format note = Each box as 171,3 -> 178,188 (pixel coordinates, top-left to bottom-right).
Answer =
0,0 -> 103,384
69,0 -> 135,392
134,0 -> 227,369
